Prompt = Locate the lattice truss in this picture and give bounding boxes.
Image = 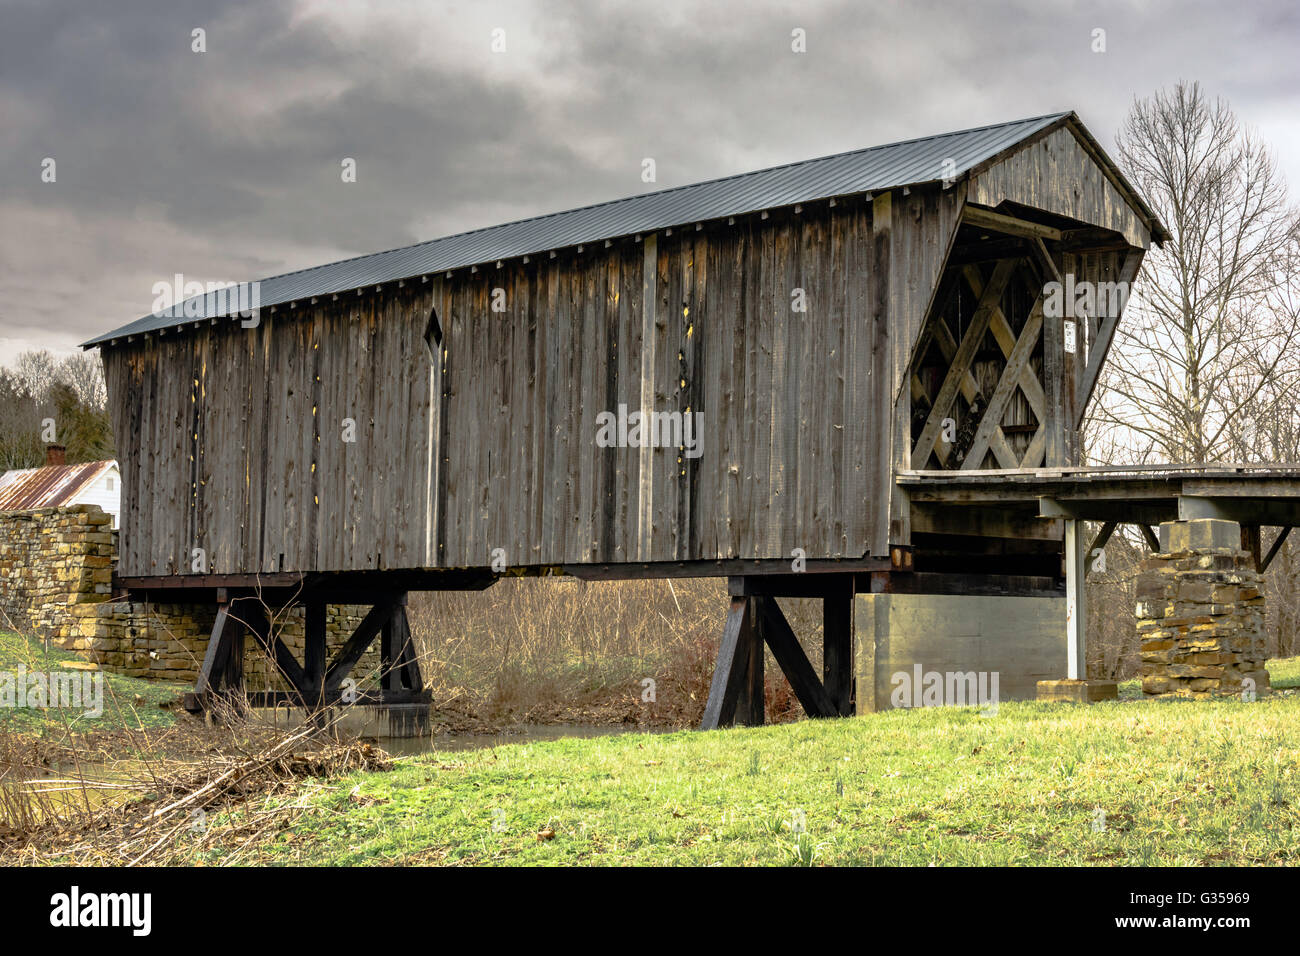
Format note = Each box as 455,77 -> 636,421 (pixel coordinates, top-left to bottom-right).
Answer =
909,255 -> 1051,471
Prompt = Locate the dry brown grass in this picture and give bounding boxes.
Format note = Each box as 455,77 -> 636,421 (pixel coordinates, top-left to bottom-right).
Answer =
407,578 -> 821,725
1,709 -> 393,866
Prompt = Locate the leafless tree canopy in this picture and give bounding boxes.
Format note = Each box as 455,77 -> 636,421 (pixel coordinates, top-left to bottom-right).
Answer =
1091,81 -> 1300,465
0,348 -> 111,469
1085,82 -> 1300,670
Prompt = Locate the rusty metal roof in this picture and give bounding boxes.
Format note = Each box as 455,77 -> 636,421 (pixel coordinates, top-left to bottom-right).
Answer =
0,461 -> 117,512
82,111 -> 1165,348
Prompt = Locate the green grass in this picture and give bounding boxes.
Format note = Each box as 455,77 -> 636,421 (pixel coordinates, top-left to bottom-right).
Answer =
183,660 -> 1300,866
0,631 -> 183,735
1267,655 -> 1300,689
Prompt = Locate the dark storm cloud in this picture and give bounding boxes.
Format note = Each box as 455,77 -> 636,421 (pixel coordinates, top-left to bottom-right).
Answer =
1,0 -> 1297,357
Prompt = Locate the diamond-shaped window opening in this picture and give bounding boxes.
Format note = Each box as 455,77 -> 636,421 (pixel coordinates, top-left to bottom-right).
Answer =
424,308 -> 443,361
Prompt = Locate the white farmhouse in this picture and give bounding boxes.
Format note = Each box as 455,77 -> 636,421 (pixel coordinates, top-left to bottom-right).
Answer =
0,445 -> 121,528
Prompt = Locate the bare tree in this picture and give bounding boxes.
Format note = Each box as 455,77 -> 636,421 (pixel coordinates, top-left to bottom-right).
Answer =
56,351 -> 108,410
0,370 -> 53,470
1084,83 -> 1300,670
11,349 -> 59,405
1091,81 -> 1300,464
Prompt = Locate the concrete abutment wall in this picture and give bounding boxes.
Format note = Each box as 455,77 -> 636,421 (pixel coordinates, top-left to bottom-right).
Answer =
855,593 -> 1066,712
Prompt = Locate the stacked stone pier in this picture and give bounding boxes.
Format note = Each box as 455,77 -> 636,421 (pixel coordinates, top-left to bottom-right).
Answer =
1136,518 -> 1270,699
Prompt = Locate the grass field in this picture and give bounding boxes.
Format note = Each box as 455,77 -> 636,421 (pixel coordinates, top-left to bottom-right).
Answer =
0,631 -> 182,735
169,660 -> 1300,867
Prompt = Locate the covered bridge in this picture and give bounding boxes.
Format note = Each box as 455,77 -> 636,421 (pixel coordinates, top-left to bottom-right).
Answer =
85,111 -> 1180,724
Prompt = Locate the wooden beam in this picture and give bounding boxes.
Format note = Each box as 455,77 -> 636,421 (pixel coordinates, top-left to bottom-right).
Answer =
921,313 -> 1019,468
946,237 -> 1028,266
868,570 -> 1061,597
1241,525 -> 1263,573
1087,521 -> 1116,576
1037,242 -> 1066,466
221,611 -> 246,698
911,259 -> 1017,468
381,601 -> 421,692
1140,524 -> 1161,552
1059,227 -> 1131,253
755,596 -> 838,719
822,580 -> 855,716
962,295 -> 1044,470
1261,526 -> 1291,573
873,191 -> 909,554
737,604 -> 765,728
395,609 -> 423,691
302,600 -> 326,702
729,573 -> 857,598
962,264 -> 1047,419
1075,250 -> 1141,428
962,205 -> 1062,242
910,503 -> 1063,540
324,601 -> 398,694
563,556 -> 890,581
1021,426 -> 1047,468
700,597 -> 757,730
194,605 -> 233,697
1039,497 -> 1176,525
239,602 -> 307,694
1029,237 -> 1063,285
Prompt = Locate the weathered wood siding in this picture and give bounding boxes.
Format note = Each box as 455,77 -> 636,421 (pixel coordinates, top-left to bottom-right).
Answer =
105,285 -> 439,577
101,145 -> 1148,579
970,126 -> 1151,249
106,202 -> 913,576
434,202 -> 891,567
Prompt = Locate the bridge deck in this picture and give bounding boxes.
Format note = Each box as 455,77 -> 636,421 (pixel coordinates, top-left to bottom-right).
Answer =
898,464 -> 1300,526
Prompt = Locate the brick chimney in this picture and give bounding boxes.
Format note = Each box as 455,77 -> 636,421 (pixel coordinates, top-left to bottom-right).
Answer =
45,444 -> 66,467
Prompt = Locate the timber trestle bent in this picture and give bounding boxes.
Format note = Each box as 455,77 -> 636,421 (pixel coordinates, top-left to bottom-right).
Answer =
181,590 -> 427,717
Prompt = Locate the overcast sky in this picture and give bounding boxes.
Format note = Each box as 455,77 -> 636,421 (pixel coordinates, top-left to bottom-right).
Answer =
2,0 -> 1297,364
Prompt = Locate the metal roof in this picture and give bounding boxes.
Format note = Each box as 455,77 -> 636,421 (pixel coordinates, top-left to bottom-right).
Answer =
85,111 -> 1157,348
0,460 -> 118,512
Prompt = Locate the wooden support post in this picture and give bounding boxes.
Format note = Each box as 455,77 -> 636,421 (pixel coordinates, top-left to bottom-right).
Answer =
1065,519 -> 1087,680
221,612 -> 246,697
1261,526 -> 1291,573
324,600 -> 397,694
1036,241 -> 1067,467
1086,520 -> 1117,575
194,604 -> 233,698
381,597 -> 421,692
700,596 -> 759,730
756,596 -> 837,719
736,606 -> 765,728
1076,250 -> 1142,429
303,600 -> 327,704
241,601 -> 307,694
190,602 -> 247,714
1140,524 -> 1161,552
1241,525 -> 1262,573
822,579 -> 855,716
380,604 -> 396,690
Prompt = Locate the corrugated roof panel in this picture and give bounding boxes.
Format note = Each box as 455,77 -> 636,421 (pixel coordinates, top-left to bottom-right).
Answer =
83,112 -> 1072,347
0,461 -> 116,512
